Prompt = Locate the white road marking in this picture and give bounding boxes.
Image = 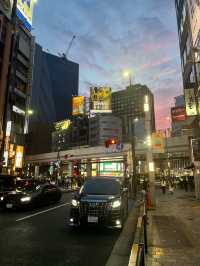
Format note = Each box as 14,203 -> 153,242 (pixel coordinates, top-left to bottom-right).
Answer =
16,203 -> 70,222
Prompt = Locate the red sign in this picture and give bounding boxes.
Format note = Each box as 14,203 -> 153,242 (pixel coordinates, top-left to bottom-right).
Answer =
171,107 -> 186,122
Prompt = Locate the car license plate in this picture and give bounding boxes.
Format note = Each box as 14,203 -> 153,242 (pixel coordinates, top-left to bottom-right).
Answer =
6,204 -> 13,209
88,216 -> 98,223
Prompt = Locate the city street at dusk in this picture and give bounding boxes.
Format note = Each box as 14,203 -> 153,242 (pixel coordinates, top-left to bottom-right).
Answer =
0,0 -> 200,265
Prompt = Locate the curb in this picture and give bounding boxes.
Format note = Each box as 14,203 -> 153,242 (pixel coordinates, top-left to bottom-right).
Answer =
106,202 -> 140,266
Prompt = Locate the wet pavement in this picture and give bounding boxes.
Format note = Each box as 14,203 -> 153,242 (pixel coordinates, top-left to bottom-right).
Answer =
147,189 -> 200,266
0,192 -> 120,266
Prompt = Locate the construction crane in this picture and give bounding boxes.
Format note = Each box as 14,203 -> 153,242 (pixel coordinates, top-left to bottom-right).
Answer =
62,35 -> 76,60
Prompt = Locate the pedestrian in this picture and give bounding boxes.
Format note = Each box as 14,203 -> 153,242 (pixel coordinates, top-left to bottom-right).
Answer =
161,178 -> 167,194
183,176 -> 188,192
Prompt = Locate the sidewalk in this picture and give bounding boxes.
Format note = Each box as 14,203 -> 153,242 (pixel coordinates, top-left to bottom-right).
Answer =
147,188 -> 200,266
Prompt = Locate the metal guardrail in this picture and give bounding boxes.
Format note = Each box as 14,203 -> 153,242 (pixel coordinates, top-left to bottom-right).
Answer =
128,198 -> 148,266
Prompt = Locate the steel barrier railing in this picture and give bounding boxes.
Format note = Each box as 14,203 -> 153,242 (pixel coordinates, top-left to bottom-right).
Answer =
128,197 -> 148,266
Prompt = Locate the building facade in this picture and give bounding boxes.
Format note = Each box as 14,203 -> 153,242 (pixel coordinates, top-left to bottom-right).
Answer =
112,84 -> 155,142
0,3 -> 35,174
27,44 -> 79,155
89,114 -> 122,146
0,13 -> 12,150
175,0 -> 200,133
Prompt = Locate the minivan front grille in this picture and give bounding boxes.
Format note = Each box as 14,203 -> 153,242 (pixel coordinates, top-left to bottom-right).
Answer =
80,201 -> 111,217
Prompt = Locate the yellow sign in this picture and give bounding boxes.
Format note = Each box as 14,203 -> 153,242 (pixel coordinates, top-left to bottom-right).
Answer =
90,87 -> 112,113
72,96 -> 85,116
54,120 -> 71,131
17,0 -> 36,30
15,145 -> 24,169
152,132 -> 165,153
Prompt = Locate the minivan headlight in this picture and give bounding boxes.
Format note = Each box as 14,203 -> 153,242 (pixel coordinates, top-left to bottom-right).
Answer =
20,196 -> 31,202
71,199 -> 79,207
112,200 -> 121,208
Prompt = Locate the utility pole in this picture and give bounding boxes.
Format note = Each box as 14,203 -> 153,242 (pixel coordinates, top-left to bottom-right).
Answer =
144,95 -> 156,208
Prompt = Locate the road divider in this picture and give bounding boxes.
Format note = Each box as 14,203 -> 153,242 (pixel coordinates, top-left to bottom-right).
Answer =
16,203 -> 70,222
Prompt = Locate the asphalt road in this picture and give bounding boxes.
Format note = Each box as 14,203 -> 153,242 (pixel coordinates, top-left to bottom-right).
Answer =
0,192 -> 120,266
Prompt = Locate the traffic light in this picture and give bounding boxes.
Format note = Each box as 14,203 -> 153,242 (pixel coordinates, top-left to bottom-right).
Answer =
105,138 -> 118,148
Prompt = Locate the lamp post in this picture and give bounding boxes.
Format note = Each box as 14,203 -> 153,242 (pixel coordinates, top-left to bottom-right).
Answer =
144,95 -> 156,208
123,70 -> 138,197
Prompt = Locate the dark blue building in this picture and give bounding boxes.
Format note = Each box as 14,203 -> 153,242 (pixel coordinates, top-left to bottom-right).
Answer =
27,44 -> 79,155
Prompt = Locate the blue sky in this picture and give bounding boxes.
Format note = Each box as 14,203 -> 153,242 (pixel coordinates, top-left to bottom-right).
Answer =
32,0 -> 183,129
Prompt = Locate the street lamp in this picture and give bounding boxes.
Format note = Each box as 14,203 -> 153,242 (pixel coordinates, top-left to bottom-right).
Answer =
123,70 -> 132,87
27,109 -> 34,116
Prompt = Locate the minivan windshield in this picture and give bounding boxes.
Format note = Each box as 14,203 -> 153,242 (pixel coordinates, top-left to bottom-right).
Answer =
81,178 -> 121,195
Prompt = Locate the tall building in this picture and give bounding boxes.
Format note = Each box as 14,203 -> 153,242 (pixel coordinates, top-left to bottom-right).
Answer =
89,114 -> 122,146
112,84 -> 155,142
27,44 -> 79,155
0,13 -> 12,149
175,0 -> 200,133
0,2 -> 35,174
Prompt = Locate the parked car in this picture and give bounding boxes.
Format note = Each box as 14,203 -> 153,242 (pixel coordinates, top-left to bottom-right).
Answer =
0,175 -> 19,208
2,183 -> 62,210
69,177 -> 128,229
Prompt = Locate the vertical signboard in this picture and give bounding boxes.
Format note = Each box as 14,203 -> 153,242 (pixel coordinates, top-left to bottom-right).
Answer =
152,132 -> 165,153
187,0 -> 200,46
185,88 -> 198,116
90,87 -> 112,113
15,145 -> 24,168
16,0 -> 36,31
0,0 -> 13,18
191,138 -> 200,162
72,96 -> 85,116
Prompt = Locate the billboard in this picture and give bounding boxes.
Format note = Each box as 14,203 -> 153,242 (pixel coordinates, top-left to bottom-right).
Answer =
185,88 -> 198,116
54,120 -> 71,131
0,0 -> 13,19
171,107 -> 186,122
152,132 -> 165,153
90,87 -> 112,113
15,145 -> 24,169
72,96 -> 85,116
16,0 -> 36,31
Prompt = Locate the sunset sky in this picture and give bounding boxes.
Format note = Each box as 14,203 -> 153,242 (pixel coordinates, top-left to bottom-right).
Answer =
32,0 -> 183,129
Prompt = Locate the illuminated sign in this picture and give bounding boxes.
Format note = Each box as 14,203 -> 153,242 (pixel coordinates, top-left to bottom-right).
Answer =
16,0 -> 36,31
6,121 -> 12,137
15,145 -> 24,168
54,120 -> 71,131
13,105 -> 25,116
171,107 -> 186,122
90,87 -> 112,113
0,0 -> 13,18
152,132 -> 165,153
99,162 -> 124,177
72,96 -> 85,116
185,88 -> 197,116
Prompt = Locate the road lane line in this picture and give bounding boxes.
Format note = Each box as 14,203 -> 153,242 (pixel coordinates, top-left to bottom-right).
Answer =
16,203 -> 70,222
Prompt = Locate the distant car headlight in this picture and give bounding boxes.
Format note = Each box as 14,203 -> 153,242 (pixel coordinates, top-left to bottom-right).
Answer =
20,196 -> 31,202
71,199 -> 79,207
0,196 -> 4,201
112,200 -> 121,208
